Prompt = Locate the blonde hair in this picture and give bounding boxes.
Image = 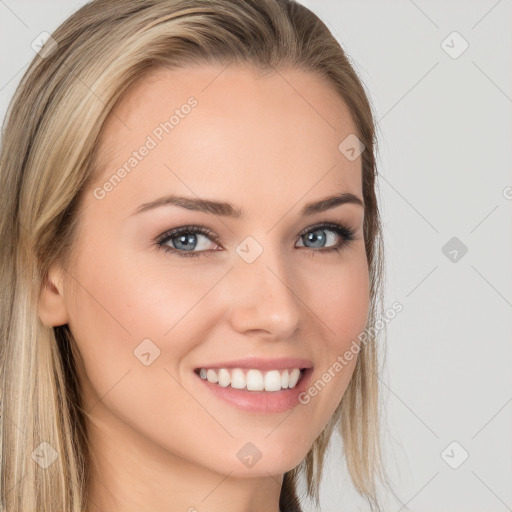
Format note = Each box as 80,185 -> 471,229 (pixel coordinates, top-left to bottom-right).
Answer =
0,0 -> 388,510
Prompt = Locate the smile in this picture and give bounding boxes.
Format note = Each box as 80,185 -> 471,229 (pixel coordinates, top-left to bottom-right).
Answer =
195,367 -> 305,392
192,366 -> 314,414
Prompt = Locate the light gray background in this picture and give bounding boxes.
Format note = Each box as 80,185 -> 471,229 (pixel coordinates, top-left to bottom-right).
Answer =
1,1 -> 511,511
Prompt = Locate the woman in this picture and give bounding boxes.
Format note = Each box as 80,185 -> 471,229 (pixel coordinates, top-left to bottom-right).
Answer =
0,0 -> 388,510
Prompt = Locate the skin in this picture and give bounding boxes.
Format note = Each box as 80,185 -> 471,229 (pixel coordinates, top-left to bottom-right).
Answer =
38,64 -> 370,512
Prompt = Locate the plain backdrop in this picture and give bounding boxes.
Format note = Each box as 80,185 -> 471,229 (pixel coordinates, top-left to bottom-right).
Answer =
1,1 -> 511,511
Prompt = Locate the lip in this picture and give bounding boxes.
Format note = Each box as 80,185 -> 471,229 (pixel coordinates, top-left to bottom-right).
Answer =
193,356 -> 313,372
192,366 -> 314,414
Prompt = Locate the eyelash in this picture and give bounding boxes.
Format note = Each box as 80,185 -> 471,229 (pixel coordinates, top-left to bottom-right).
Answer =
155,222 -> 356,260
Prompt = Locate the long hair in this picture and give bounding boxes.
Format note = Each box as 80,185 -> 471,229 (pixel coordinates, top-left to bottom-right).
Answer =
0,1 -> 387,510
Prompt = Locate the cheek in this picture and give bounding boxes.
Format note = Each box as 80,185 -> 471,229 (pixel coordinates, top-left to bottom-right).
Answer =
295,250 -> 370,422
64,240 -> 231,420
67,237 -> 221,349
64,245 -> 235,459
311,249 -> 370,349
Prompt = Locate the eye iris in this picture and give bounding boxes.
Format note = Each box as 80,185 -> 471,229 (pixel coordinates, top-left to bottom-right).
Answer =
174,233 -> 197,251
304,229 -> 327,248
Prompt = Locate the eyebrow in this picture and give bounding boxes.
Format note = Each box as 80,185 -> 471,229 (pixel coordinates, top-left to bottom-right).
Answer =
132,192 -> 364,218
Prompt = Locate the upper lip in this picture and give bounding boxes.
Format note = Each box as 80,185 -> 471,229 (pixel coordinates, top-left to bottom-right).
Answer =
194,357 -> 313,372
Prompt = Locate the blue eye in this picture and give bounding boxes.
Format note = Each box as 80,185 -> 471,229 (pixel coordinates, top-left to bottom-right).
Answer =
156,225 -> 220,259
156,222 -> 356,259
296,222 -> 355,254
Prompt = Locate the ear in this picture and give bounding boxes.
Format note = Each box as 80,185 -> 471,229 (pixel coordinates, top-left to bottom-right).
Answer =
37,265 -> 69,327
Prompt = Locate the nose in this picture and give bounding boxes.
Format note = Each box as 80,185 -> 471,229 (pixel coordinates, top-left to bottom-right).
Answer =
226,248 -> 302,339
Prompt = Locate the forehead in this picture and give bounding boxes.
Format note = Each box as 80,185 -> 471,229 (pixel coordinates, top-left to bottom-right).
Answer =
89,64 -> 363,214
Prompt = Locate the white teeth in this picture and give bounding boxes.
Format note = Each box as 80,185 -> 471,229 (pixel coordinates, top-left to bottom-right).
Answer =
264,370 -> 282,392
288,368 -> 301,388
281,369 -> 289,388
230,368 -> 246,389
218,368 -> 230,387
197,367 -> 305,391
206,369 -> 218,383
246,369 -> 264,391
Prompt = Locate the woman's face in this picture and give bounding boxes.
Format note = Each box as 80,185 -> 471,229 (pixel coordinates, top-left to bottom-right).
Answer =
56,64 -> 369,478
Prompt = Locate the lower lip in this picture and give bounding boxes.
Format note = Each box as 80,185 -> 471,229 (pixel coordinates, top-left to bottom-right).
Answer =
193,368 -> 313,414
